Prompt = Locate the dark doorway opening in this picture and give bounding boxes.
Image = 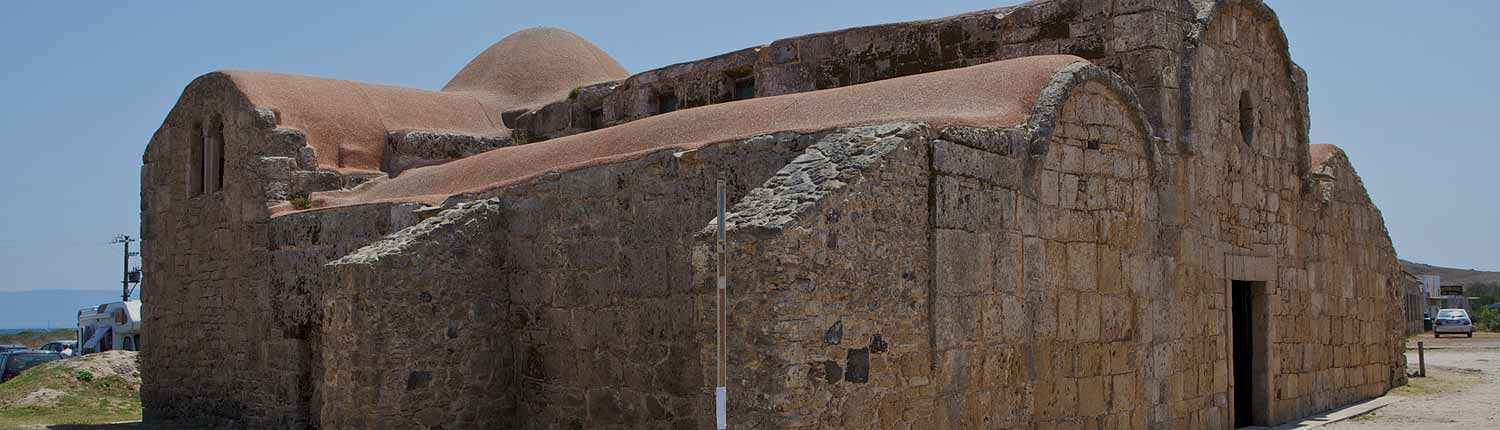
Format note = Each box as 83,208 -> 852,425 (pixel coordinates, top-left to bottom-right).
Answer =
1232,280 -> 1259,428
588,108 -> 604,131
732,77 -> 755,101
656,92 -> 680,114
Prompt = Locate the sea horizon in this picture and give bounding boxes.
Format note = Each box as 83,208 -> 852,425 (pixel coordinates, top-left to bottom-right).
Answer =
0,327 -> 71,334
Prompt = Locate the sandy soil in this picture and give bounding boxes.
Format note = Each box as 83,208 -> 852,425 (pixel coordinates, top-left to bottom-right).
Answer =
53,351 -> 141,387
1325,333 -> 1500,429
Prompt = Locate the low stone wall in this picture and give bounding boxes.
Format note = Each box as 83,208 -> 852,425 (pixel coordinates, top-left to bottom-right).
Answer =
317,126 -> 862,428
383,130 -> 513,177
692,123 -> 934,428
505,0 -> 1195,143
319,200 -> 514,429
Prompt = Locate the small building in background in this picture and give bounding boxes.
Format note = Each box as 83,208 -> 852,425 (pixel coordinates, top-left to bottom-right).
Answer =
1420,275 -> 1472,316
1401,271 -> 1426,335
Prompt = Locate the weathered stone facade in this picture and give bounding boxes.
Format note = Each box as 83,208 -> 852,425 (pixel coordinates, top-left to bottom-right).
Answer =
140,1 -> 1409,429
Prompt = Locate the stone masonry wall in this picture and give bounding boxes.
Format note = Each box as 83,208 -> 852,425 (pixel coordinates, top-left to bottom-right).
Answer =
691,123 -> 932,429
142,2 -> 1410,429
1297,145 -> 1410,412
684,60 -> 1404,429
318,128 -> 844,429
141,74 -> 421,429
1173,1 -> 1403,424
683,72 -> 1162,429
1004,80 -> 1158,429
141,75 -> 301,429
318,200 -> 514,429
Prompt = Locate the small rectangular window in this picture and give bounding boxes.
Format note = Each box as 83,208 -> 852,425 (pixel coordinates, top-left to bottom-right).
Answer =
656,92 -> 679,114
733,78 -> 755,101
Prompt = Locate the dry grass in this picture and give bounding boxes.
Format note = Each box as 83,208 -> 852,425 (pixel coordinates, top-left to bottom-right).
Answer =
1389,366 -> 1482,397
0,353 -> 141,430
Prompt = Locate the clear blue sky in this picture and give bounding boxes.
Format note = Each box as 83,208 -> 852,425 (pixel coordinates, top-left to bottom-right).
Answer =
0,1 -> 1494,294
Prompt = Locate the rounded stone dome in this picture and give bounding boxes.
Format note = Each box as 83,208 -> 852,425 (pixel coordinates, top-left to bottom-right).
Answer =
442,28 -> 628,110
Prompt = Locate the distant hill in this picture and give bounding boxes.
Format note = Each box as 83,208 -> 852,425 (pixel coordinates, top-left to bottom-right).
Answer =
0,289 -> 136,330
1401,260 -> 1500,286
0,328 -> 74,349
1402,260 -> 1500,309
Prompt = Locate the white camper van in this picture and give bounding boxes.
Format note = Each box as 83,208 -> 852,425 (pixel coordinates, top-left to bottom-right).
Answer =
77,300 -> 143,354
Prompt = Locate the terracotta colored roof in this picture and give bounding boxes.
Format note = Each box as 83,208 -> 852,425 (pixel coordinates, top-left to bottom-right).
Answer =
1310,143 -> 1343,167
443,28 -> 629,110
226,71 -> 505,173
301,55 -> 1086,211
223,29 -> 624,174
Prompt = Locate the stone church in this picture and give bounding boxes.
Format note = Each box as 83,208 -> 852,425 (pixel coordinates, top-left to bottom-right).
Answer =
139,0 -> 1409,428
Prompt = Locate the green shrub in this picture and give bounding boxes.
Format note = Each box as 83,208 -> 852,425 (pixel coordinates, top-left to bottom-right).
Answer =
290,196 -> 312,210
74,370 -> 93,382
1473,308 -> 1500,332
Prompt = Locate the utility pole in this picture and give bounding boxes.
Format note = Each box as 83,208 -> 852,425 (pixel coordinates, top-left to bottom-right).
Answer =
111,235 -> 142,302
715,176 -> 729,430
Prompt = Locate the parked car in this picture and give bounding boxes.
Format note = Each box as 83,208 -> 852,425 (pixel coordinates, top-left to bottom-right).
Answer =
1433,308 -> 1474,338
0,344 -> 28,353
0,351 -> 62,383
38,340 -> 77,356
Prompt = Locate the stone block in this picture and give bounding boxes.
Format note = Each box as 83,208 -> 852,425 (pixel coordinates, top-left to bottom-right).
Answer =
1080,375 -> 1108,417
934,229 -> 993,296
1077,293 -> 1101,341
1001,294 -> 1027,342
1069,242 -> 1099,291
1056,377 -> 1079,418
1056,289 -> 1078,340
934,175 -> 993,230
933,140 -> 1006,183
934,295 -> 980,349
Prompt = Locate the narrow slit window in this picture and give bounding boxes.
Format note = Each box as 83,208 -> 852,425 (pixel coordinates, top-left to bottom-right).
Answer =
732,78 -> 755,101
190,121 -> 205,196
656,92 -> 679,114
1239,91 -> 1255,147
209,115 -> 225,192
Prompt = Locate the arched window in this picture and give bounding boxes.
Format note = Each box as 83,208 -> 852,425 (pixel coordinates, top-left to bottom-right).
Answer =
1239,91 -> 1255,147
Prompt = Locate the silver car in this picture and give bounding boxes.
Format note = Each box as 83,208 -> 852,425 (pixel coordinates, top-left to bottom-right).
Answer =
1433,308 -> 1474,338
38,340 -> 77,357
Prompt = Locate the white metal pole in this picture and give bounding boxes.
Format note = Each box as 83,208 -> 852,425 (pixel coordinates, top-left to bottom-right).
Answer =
715,177 -> 728,430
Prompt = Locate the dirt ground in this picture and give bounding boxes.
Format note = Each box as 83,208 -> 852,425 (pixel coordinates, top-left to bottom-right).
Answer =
1325,332 -> 1500,429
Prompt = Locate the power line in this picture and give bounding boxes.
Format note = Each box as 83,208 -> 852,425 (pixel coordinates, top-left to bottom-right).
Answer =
110,235 -> 142,302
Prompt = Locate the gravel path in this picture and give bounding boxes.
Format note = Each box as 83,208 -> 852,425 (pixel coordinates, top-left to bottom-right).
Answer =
1325,333 -> 1500,429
